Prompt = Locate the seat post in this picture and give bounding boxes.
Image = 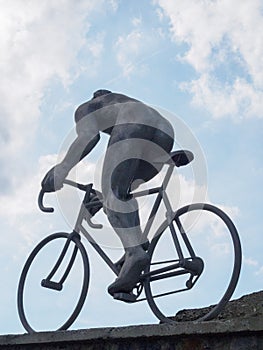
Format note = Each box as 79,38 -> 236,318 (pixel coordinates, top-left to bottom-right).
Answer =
162,164 -> 174,190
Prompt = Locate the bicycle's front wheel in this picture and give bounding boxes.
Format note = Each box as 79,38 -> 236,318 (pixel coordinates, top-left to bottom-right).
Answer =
17,232 -> 89,333
144,203 -> 242,323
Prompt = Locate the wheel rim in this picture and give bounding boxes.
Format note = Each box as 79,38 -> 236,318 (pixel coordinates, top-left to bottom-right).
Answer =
17,232 -> 89,332
144,203 -> 242,323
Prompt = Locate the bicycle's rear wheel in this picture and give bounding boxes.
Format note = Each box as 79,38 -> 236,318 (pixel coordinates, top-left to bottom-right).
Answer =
17,232 -> 89,333
144,203 -> 242,323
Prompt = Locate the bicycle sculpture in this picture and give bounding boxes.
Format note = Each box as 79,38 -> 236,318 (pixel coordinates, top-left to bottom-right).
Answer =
17,150 -> 242,333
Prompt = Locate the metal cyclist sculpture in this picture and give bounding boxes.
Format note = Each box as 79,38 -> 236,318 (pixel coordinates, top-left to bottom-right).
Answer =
41,89 -> 175,296
17,90 -> 242,333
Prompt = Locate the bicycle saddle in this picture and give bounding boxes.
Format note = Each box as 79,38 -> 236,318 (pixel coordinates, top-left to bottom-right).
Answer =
169,150 -> 194,167
154,150 -> 194,167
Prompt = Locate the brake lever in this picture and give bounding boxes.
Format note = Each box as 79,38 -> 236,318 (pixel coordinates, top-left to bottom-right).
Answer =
85,214 -> 103,229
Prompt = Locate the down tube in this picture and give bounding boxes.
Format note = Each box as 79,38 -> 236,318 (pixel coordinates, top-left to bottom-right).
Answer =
79,224 -> 119,276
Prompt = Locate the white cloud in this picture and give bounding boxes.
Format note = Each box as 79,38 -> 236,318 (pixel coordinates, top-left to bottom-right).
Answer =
132,16 -> 142,27
115,29 -> 145,77
255,266 -> 263,275
181,74 -> 263,119
108,0 -> 119,12
0,0 -> 112,191
88,33 -> 105,59
243,257 -> 258,267
155,0 -> 263,119
0,153 -> 62,267
0,154 -> 57,221
114,16 -> 162,78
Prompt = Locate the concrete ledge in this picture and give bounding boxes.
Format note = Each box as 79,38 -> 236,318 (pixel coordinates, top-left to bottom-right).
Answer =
1,291 -> 263,349
0,317 -> 262,349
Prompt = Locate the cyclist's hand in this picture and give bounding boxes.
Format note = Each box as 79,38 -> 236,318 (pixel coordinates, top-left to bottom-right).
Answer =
41,164 -> 68,192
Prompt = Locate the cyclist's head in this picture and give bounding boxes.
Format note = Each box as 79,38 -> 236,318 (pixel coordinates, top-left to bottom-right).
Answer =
93,89 -> 112,99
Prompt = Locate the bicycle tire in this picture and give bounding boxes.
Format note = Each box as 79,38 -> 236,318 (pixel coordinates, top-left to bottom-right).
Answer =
17,232 -> 89,333
144,203 -> 242,323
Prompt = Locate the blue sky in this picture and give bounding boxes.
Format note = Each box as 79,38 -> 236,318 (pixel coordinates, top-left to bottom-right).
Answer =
0,0 -> 262,334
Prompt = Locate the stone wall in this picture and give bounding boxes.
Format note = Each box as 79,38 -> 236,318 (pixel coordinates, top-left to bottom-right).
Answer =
1,291 -> 262,350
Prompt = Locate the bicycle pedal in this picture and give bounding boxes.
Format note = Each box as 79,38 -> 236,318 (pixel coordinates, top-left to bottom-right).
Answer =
113,292 -> 137,303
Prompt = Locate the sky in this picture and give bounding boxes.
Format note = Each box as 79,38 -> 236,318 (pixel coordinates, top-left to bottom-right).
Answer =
0,0 -> 262,334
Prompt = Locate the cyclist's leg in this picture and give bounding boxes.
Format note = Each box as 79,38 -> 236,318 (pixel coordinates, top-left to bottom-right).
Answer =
102,123 -> 173,294
102,153 -> 150,295
102,123 -> 157,247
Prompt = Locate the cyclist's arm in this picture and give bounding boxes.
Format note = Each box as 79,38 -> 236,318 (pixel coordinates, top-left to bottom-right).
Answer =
58,116 -> 100,174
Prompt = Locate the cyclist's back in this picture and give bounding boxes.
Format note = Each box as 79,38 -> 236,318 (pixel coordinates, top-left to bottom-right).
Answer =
74,90 -> 174,139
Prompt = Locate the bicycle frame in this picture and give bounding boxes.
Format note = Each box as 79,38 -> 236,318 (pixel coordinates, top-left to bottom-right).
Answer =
69,162 -> 200,286
39,157 -> 204,303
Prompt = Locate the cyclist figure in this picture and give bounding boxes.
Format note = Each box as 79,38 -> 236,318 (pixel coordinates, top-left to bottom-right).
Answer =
41,90 -> 174,296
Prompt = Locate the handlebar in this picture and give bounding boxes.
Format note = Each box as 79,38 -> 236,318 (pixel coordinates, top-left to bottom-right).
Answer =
38,179 -> 103,229
38,189 -> 54,213
38,179 -> 91,213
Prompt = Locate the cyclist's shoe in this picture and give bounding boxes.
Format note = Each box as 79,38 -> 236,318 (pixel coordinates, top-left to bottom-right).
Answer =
114,254 -> 125,273
114,240 -> 150,273
108,250 -> 150,296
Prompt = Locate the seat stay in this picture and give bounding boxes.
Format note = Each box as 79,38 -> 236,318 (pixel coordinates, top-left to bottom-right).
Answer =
140,189 -> 164,245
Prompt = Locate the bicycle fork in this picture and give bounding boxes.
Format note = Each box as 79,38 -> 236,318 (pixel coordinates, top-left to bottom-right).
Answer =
41,231 -> 81,292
